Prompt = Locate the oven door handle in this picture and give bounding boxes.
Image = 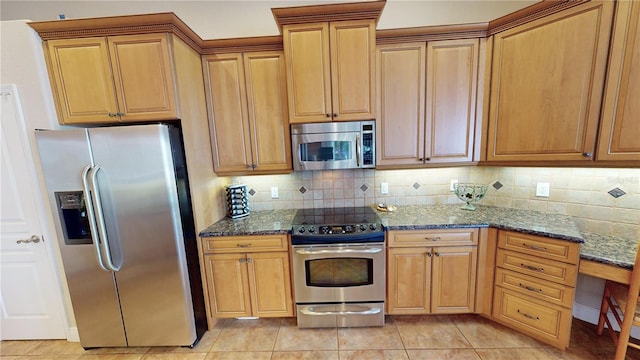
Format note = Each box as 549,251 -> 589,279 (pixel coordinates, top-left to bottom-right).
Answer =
295,247 -> 382,255
300,307 -> 382,316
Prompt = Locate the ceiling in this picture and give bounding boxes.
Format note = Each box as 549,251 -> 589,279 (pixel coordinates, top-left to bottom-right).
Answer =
0,1 -> 539,40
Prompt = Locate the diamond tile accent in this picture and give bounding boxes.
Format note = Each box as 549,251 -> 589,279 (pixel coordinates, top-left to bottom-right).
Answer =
413,182 -> 421,190
248,189 -> 256,196
298,186 -> 307,194
360,184 -> 369,192
492,181 -> 503,190
608,187 -> 626,198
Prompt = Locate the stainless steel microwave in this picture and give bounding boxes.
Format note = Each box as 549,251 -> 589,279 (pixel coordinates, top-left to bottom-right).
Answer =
291,121 -> 375,171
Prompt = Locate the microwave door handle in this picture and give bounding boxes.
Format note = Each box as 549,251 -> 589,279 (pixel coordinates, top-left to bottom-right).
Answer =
89,165 -> 121,272
81,165 -> 109,271
356,133 -> 361,167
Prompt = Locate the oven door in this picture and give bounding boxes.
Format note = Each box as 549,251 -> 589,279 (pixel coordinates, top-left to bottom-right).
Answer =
292,243 -> 385,303
292,132 -> 360,171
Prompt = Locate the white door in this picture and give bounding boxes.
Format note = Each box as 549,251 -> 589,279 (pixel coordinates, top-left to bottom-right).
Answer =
0,85 -> 67,339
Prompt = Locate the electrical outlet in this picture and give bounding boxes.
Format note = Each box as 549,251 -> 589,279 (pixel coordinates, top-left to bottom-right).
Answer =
536,182 -> 550,197
271,186 -> 279,199
381,182 -> 389,194
450,179 -> 459,192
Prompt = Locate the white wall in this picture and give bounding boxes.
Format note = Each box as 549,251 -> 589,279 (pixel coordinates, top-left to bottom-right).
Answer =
0,20 -> 78,337
0,0 -> 537,40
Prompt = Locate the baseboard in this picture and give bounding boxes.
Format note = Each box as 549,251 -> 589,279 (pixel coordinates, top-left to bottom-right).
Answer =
67,327 -> 80,342
573,302 -> 640,339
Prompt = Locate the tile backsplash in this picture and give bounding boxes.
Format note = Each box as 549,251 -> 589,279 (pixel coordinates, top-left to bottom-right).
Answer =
227,167 -> 639,241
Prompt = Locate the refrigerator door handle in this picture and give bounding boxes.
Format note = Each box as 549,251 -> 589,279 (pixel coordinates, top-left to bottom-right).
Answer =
81,165 -> 109,271
89,165 -> 121,272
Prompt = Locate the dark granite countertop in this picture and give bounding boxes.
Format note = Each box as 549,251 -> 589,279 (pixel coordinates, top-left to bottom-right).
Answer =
580,232 -> 638,270
199,205 -> 640,270
199,204 -> 583,242
199,209 -> 297,237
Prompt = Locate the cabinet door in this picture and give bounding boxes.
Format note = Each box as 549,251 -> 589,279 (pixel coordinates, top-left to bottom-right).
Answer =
243,52 -> 292,172
597,0 -> 640,161
431,246 -> 477,313
283,22 -> 332,123
46,37 -> 118,124
387,248 -> 431,314
203,53 -> 253,173
247,252 -> 293,317
425,39 -> 478,163
330,20 -> 376,121
487,1 -> 614,162
204,253 -> 252,318
376,43 -> 426,166
108,34 -> 178,122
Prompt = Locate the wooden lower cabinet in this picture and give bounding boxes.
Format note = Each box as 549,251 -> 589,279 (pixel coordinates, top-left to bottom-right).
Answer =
202,235 -> 293,318
387,229 -> 478,315
491,231 -> 580,350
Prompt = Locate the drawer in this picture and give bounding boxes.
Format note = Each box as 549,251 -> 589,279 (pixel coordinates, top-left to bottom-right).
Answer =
492,287 -> 573,349
498,231 -> 580,264
202,235 -> 288,253
388,229 -> 478,247
495,268 -> 575,308
496,249 -> 578,286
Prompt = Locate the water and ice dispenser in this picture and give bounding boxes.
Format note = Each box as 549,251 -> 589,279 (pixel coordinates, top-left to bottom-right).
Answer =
55,191 -> 92,245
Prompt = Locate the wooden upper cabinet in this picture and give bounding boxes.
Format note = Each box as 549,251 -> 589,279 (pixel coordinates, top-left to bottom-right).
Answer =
487,1 -> 614,162
45,34 -> 178,124
376,39 -> 479,167
596,0 -> 640,162
283,20 -> 376,123
203,51 -> 291,175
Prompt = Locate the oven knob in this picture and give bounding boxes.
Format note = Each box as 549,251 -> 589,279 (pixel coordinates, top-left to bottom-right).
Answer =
359,224 -> 366,231
369,224 -> 377,230
345,225 -> 353,233
298,226 -> 305,233
309,226 -> 315,233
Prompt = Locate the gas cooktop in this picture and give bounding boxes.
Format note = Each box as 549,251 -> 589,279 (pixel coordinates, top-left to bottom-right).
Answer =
291,207 -> 383,240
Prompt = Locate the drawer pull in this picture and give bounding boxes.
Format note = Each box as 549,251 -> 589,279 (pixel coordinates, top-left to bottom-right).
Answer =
236,243 -> 252,248
426,237 -> 441,241
519,283 -> 543,293
520,263 -> 544,272
517,309 -> 539,321
523,243 -> 547,251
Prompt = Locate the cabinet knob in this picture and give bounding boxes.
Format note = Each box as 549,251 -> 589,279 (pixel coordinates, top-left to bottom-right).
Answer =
425,157 -> 431,161
333,113 -> 338,118
326,113 -> 331,118
107,112 -> 116,117
582,152 -> 593,158
116,112 -> 124,117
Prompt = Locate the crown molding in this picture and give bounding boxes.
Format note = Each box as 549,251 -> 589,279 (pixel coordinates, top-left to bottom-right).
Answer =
487,0 -> 589,36
28,12 -> 204,52
272,0 -> 386,33
201,36 -> 284,55
377,23 -> 489,44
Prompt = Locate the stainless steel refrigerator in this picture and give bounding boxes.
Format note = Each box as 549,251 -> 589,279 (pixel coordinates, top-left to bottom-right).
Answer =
35,124 -> 206,348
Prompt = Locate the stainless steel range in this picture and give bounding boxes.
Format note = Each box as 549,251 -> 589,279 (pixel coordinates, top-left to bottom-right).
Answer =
291,207 -> 385,328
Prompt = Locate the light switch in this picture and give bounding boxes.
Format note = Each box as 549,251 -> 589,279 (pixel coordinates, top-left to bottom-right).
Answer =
271,187 -> 279,199
381,182 -> 389,194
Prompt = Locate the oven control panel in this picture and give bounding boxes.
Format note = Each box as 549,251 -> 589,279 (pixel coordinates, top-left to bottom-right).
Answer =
295,223 -> 381,235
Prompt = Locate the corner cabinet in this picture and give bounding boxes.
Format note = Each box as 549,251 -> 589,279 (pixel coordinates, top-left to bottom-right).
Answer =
492,231 -> 580,350
201,235 -> 294,318
376,39 -> 480,167
203,51 -> 292,175
387,229 -> 478,314
45,34 -> 178,124
486,1 -> 614,162
596,0 -> 640,162
283,20 -> 376,123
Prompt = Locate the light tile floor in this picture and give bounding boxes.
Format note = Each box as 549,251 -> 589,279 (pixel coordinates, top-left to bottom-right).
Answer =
2,315 -> 640,359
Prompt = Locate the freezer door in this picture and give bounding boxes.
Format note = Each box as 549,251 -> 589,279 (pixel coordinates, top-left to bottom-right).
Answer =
88,124 -> 196,346
35,129 -> 127,348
